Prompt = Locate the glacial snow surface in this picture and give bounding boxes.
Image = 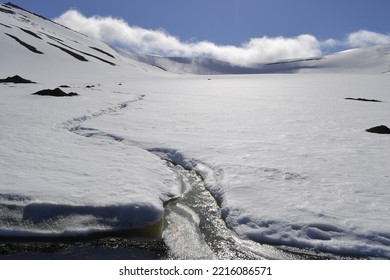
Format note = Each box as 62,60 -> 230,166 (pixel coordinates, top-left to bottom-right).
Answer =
1,3 -> 390,258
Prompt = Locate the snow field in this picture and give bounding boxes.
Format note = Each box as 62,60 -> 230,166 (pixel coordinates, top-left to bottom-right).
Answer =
1,3 -> 390,258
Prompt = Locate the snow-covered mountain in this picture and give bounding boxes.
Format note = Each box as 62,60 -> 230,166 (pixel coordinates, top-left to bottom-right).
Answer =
1,2 -> 390,75
1,2 -> 390,259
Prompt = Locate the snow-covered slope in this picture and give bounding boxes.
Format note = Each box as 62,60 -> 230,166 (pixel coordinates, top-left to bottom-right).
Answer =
303,45 -> 390,74
0,3 -> 167,81
1,3 -> 390,259
0,3 -> 176,236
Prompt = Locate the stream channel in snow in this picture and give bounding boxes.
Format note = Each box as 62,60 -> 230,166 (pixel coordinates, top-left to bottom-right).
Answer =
65,100 -> 351,260
69,113 -> 292,259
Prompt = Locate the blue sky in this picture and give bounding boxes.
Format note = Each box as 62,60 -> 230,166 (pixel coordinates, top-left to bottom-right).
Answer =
9,0 -> 390,64
10,0 -> 390,44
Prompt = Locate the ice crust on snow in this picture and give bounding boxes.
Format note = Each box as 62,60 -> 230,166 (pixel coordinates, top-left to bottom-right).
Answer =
1,3 -> 390,258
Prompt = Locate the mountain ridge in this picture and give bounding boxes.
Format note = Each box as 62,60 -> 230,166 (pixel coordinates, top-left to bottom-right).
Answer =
1,2 -> 390,75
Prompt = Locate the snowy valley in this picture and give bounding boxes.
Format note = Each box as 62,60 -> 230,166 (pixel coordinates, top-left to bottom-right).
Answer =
1,3 -> 390,259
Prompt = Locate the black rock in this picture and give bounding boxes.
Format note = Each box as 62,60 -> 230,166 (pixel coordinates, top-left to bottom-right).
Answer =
0,6 -> 15,14
345,97 -> 383,102
0,75 -> 35,84
32,88 -> 78,97
5,33 -> 44,54
366,125 -> 390,134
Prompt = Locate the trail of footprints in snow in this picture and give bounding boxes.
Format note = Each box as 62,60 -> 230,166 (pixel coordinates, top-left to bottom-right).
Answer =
57,94 -> 145,132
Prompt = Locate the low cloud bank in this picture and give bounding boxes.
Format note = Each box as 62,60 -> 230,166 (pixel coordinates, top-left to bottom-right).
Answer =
323,30 -> 390,49
55,10 -> 390,65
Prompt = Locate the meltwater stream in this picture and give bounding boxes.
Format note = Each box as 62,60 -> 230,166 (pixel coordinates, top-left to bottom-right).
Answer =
162,161 -> 293,260
65,129 -> 294,259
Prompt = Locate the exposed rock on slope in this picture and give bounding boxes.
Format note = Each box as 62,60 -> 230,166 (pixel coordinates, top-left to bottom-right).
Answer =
366,125 -> 390,134
32,88 -> 78,97
0,75 -> 35,83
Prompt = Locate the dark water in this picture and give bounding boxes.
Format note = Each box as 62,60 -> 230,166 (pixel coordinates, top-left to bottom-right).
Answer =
0,238 -> 168,260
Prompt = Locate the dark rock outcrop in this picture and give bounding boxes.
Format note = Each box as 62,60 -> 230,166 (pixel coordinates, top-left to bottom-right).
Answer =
0,6 -> 15,14
32,88 -> 78,97
5,33 -> 44,54
366,125 -> 390,134
47,42 -> 88,62
345,98 -> 383,102
0,75 -> 35,84
89,46 -> 115,58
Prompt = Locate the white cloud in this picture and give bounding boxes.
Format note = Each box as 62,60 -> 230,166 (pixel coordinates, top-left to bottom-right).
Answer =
346,30 -> 390,48
320,30 -> 390,50
55,11 -> 390,64
54,10 -> 321,65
